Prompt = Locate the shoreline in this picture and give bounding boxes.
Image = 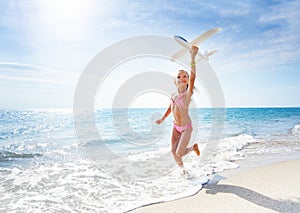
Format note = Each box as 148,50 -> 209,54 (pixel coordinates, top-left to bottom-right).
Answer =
218,150 -> 300,179
129,158 -> 300,213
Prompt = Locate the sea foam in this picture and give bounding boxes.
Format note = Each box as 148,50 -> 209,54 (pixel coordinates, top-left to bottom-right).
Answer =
292,124 -> 300,136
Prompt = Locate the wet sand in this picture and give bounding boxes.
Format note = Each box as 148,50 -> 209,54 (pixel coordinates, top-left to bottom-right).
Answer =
130,159 -> 300,213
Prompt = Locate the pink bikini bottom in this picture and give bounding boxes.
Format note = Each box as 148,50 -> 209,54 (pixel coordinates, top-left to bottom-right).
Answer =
173,122 -> 192,133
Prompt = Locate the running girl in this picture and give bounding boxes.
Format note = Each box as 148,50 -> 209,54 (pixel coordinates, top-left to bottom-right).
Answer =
156,45 -> 200,173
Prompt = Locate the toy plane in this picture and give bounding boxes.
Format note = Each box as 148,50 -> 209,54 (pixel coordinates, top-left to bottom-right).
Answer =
171,27 -> 221,61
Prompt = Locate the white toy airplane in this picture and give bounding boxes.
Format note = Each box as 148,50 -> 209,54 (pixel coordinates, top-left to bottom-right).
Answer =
171,27 -> 221,61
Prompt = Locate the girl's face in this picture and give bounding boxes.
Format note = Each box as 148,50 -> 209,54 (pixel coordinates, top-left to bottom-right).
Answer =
175,70 -> 189,87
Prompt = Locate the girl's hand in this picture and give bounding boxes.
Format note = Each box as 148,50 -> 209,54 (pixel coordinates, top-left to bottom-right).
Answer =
190,45 -> 199,58
156,119 -> 163,125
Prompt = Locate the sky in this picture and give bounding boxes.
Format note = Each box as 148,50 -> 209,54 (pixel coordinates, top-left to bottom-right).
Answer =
0,0 -> 299,109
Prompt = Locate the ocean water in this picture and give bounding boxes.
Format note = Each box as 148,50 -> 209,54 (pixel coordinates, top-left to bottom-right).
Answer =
0,108 -> 300,212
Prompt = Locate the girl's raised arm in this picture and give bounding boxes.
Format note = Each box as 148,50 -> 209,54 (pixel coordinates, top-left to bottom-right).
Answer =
188,46 -> 198,95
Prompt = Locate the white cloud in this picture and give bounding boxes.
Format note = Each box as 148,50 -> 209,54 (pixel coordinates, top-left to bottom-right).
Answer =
210,0 -> 300,75
0,62 -> 78,86
0,62 -> 79,108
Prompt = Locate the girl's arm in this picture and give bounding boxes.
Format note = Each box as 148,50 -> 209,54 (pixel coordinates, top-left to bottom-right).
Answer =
156,105 -> 171,124
187,46 -> 199,96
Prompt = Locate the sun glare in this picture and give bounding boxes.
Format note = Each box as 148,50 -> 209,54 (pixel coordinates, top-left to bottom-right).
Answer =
39,0 -> 90,23
33,0 -> 101,41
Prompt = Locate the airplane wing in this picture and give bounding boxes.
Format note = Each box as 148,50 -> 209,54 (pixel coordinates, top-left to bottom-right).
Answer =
171,27 -> 221,61
170,48 -> 186,61
190,28 -> 221,45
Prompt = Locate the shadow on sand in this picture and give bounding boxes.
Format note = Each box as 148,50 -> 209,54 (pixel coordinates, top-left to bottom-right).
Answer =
204,180 -> 300,213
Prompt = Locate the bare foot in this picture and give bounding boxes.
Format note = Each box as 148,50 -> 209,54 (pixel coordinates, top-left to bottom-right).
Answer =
193,143 -> 200,156
181,167 -> 192,179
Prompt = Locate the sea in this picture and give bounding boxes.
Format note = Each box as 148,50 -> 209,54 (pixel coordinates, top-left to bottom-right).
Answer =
0,108 -> 300,212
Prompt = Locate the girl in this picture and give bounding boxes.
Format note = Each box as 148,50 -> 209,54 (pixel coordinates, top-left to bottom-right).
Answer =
156,45 -> 200,173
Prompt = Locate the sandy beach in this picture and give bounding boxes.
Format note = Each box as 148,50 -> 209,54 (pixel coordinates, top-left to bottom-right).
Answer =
130,159 -> 300,213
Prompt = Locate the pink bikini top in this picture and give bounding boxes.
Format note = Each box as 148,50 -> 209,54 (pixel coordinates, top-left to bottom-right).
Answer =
171,93 -> 185,107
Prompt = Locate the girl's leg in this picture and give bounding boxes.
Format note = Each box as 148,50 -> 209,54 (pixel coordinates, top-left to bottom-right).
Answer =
176,127 -> 194,157
171,127 -> 183,167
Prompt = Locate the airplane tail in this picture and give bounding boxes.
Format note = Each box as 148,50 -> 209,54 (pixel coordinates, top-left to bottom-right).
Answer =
204,50 -> 218,58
